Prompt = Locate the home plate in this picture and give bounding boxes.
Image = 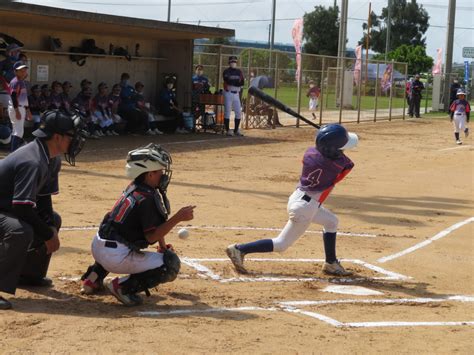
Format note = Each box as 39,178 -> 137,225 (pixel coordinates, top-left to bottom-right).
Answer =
322,285 -> 383,296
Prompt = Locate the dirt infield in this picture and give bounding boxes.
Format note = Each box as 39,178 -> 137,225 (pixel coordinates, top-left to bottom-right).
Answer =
1,118 -> 473,354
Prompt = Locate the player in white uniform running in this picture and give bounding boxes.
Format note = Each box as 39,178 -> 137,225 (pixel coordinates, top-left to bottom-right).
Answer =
449,89 -> 470,145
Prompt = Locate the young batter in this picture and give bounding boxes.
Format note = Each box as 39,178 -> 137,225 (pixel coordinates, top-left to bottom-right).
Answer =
449,89 -> 470,145
226,124 -> 358,276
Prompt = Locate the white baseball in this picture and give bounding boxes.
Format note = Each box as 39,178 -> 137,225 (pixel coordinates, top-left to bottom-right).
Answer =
178,228 -> 190,239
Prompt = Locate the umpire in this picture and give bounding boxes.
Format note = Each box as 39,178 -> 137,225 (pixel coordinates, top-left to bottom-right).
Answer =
0,110 -> 84,310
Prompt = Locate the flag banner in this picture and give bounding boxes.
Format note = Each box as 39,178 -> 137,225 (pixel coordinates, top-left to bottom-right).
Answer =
381,63 -> 393,93
432,48 -> 443,76
292,18 -> 304,82
354,44 -> 362,85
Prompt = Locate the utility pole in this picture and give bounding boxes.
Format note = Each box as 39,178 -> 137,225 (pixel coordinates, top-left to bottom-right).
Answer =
269,0 -> 276,70
167,0 -> 171,22
385,0 -> 391,61
443,0 -> 456,111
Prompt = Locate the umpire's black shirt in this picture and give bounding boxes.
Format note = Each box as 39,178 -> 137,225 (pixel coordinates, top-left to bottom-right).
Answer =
0,138 -> 61,240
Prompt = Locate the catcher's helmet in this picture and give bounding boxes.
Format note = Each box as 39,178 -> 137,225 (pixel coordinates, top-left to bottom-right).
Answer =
126,143 -> 173,191
0,124 -> 11,145
316,124 -> 358,159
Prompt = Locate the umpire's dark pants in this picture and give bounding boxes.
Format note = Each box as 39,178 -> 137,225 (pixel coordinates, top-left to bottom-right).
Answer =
0,211 -> 61,294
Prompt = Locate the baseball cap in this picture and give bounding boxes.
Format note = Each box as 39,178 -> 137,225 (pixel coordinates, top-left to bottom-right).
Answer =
62,81 -> 72,88
33,110 -> 77,138
6,43 -> 22,53
80,78 -> 92,86
228,56 -> 238,63
456,89 -> 466,96
195,64 -> 203,70
13,61 -> 28,71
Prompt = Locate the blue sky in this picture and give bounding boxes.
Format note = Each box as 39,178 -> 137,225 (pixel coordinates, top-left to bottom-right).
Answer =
14,0 -> 474,63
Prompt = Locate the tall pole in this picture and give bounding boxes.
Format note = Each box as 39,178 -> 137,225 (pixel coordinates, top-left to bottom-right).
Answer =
443,0 -> 456,111
269,0 -> 276,70
385,0 -> 391,61
167,0 -> 171,22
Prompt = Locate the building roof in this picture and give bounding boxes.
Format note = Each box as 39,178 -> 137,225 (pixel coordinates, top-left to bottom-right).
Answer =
0,2 -> 234,40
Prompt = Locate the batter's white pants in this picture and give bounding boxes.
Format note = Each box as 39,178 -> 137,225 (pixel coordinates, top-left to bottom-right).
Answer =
8,106 -> 26,138
452,113 -> 467,133
223,90 -> 241,120
272,189 -> 338,252
91,234 -> 164,275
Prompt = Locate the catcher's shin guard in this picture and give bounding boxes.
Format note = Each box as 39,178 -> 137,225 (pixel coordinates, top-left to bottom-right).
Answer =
121,249 -> 181,296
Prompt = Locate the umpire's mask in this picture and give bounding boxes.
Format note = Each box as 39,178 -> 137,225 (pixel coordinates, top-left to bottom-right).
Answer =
33,109 -> 86,166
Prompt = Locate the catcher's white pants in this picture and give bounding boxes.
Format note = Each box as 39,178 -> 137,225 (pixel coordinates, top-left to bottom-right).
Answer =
224,90 -> 241,120
272,188 -> 338,252
452,113 -> 467,133
91,234 -> 164,275
8,106 -> 26,137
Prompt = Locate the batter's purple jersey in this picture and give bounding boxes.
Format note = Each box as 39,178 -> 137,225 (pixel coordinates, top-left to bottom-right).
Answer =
297,147 -> 354,193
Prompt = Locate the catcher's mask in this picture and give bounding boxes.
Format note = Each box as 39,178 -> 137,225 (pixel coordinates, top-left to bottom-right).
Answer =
315,124 -> 358,159
126,143 -> 173,191
33,109 -> 86,166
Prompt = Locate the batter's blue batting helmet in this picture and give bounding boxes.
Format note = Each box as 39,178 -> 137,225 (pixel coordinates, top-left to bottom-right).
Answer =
316,124 -> 358,159
0,124 -> 11,145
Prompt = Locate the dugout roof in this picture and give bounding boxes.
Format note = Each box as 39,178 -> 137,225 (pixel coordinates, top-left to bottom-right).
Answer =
0,2 -> 234,40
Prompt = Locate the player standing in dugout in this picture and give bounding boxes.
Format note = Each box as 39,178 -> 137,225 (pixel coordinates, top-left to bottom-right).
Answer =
223,55 -> 245,137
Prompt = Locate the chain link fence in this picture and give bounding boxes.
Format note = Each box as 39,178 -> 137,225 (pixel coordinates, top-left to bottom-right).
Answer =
194,44 -> 409,128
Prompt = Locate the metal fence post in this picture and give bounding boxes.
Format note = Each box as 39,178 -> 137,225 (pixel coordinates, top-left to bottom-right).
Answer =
274,52 -> 279,99
296,53 -> 303,128
424,74 -> 430,114
216,45 -> 222,92
374,63 -> 380,122
338,59 -> 345,124
357,60 -> 363,123
388,59 -> 394,121
319,57 -> 325,126
403,63 -> 408,120
245,48 -> 252,129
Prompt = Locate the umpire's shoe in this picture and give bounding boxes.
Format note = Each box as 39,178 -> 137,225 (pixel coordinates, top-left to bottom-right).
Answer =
0,296 -> 12,310
18,276 -> 53,287
322,260 -> 352,276
105,277 -> 143,307
226,244 -> 248,274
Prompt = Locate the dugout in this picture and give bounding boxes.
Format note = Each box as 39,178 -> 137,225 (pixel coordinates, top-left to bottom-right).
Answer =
0,2 -> 234,109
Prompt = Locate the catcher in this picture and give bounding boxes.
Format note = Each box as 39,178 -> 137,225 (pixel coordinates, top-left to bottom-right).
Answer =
80,143 -> 195,306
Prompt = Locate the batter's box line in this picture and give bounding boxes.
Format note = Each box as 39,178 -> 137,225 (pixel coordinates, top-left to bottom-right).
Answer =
181,258 -> 411,283
278,296 -> 474,328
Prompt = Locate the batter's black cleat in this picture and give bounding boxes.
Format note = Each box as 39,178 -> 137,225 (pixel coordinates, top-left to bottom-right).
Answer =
322,260 -> 352,276
226,244 -> 248,274
0,296 -> 12,310
18,276 -> 53,287
106,277 -> 143,307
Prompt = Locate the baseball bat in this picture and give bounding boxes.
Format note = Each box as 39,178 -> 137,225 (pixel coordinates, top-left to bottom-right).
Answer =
248,86 -> 320,129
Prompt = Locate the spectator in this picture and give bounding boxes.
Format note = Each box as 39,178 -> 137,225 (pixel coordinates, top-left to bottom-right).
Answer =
158,77 -> 188,134
0,44 -> 22,112
108,83 -> 124,131
91,82 -> 119,136
408,74 -> 424,118
49,81 -> 65,110
61,81 -> 73,112
118,72 -> 150,134
39,84 -> 51,112
80,78 -> 92,91
191,64 -> 210,123
8,61 -> 31,151
28,84 -> 42,130
72,86 -> 99,139
306,80 -> 320,111
135,81 -> 163,135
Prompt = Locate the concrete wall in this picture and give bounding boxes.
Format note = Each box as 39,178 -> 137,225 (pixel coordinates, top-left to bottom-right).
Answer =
6,25 -> 193,106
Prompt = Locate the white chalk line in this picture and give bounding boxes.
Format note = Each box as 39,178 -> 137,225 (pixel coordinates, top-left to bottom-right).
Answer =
438,145 -> 472,151
378,217 -> 474,263
134,296 -> 474,328
183,257 -> 410,282
138,306 -> 278,317
60,224 -> 376,238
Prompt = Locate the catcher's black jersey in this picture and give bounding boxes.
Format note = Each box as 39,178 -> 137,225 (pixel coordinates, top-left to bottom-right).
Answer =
100,182 -> 166,246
